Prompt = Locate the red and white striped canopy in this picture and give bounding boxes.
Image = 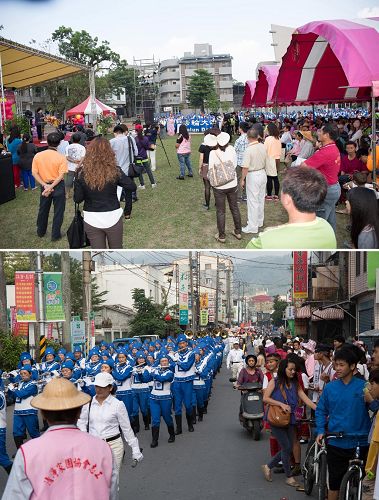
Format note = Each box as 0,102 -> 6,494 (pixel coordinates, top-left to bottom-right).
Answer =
272,18 -> 379,105
252,65 -> 280,107
66,96 -> 117,117
241,80 -> 256,108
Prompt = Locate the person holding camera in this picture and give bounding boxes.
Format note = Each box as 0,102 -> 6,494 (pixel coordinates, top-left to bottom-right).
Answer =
134,124 -> 157,189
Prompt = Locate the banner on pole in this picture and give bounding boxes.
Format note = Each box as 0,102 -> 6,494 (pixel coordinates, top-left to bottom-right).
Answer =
15,272 -> 36,322
71,321 -> 86,345
293,252 -> 308,299
200,309 -> 209,326
43,273 -> 65,322
179,266 -> 189,326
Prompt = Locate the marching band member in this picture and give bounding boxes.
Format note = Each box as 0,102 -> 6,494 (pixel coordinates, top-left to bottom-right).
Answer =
60,360 -> 80,386
6,365 -> 40,450
113,348 -> 134,422
77,372 -> 143,475
0,372 -> 12,475
73,346 -> 86,371
172,334 -> 196,434
56,348 -> 67,363
64,352 -> 82,380
40,347 -> 60,374
100,358 -> 115,373
10,352 -> 38,382
82,348 -> 102,397
130,352 -> 151,432
193,346 -> 211,423
146,353 -> 175,448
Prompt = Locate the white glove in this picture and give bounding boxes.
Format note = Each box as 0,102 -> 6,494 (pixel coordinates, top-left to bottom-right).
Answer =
52,370 -> 60,378
10,370 -> 18,377
7,383 -> 15,391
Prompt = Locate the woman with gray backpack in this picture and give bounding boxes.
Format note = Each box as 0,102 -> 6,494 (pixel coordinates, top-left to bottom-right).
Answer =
205,131 -> 241,243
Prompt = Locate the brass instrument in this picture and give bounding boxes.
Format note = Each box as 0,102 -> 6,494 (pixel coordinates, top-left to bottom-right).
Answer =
185,330 -> 194,340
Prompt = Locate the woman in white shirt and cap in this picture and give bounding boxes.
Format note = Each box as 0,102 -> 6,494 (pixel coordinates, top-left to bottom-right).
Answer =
78,372 -> 143,473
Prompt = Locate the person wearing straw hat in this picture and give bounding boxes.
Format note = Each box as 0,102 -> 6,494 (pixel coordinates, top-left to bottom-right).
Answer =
77,372 -> 143,474
2,378 -> 118,500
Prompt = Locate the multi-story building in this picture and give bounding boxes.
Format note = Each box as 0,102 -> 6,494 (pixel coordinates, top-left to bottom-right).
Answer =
157,58 -> 181,113
349,252 -> 379,336
179,44 -> 233,112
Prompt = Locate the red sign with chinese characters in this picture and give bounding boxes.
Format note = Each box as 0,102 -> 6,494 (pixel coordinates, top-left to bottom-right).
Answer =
15,272 -> 37,322
293,252 -> 308,299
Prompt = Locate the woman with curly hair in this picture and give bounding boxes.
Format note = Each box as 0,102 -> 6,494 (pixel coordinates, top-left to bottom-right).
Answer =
74,137 -> 136,248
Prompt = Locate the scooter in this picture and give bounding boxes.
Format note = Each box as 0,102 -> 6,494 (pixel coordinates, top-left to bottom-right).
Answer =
238,383 -> 264,441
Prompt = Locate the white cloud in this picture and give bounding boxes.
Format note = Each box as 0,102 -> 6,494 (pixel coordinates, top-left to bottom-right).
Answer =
357,6 -> 379,17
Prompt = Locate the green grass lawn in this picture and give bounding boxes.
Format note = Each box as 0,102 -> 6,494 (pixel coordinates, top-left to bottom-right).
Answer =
0,134 -> 349,249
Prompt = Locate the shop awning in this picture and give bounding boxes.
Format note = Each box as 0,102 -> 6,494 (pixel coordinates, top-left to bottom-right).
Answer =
296,305 -> 344,321
0,36 -> 88,89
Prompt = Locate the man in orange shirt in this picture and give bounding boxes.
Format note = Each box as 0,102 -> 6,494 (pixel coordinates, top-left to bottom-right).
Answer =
32,132 -> 68,241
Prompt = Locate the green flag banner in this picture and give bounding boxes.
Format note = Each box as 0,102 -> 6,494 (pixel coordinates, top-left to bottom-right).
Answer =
43,272 -> 65,322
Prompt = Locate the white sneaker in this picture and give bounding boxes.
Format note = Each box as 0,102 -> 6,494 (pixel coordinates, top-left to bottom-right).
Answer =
151,167 -> 156,172
151,183 -> 157,188
138,185 -> 146,190
242,226 -> 258,234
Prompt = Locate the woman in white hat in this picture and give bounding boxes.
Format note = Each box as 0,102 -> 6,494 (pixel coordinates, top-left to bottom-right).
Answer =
206,131 -> 242,243
77,372 -> 143,473
2,378 -> 118,500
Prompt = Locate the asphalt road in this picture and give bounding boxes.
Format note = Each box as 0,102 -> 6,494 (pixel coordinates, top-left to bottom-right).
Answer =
0,367 -> 309,500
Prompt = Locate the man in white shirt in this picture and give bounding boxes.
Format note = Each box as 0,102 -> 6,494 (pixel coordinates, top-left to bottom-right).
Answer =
226,342 -> 244,387
65,132 -> 86,199
311,344 -> 334,404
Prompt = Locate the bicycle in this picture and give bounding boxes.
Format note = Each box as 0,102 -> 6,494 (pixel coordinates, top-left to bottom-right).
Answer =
301,419 -> 343,500
338,436 -> 369,500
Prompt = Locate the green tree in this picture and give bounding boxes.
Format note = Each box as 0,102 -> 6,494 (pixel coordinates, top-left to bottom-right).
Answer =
271,295 -> 287,327
107,60 -> 138,117
0,331 -> 26,371
51,26 -> 120,69
187,69 -> 218,113
129,288 -> 166,338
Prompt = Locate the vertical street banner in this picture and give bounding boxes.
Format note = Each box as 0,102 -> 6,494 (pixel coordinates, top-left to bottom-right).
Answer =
43,273 -> 65,322
208,293 -> 215,323
293,251 -> 308,299
199,292 -> 209,326
15,272 -> 37,322
179,266 -> 189,326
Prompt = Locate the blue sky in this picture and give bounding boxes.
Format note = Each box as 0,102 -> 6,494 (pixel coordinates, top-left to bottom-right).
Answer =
1,0 -> 378,81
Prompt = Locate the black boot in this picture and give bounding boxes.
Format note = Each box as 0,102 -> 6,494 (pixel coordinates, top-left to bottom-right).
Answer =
150,426 -> 159,448
192,406 -> 197,424
197,405 -> 204,422
167,425 -> 175,443
131,416 -> 140,434
186,413 -> 194,432
203,400 -> 208,414
143,414 -> 150,431
4,464 -> 12,475
175,415 -> 182,435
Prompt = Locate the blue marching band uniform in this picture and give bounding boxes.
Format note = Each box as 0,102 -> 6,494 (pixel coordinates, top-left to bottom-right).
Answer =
0,334 -> 225,462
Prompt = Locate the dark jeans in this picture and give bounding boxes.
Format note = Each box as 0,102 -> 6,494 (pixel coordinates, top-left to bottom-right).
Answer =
37,180 -> 66,240
36,124 -> 43,141
139,160 -> 155,186
84,216 -> 123,249
266,175 -> 280,196
212,185 -> 241,238
203,178 -> 211,207
268,424 -> 296,477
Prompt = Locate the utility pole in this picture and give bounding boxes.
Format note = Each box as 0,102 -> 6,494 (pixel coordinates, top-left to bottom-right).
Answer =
226,265 -> 231,328
36,251 -> 45,362
82,252 -> 92,356
242,282 -> 245,323
215,255 -> 219,328
0,253 -> 8,333
189,252 -> 194,331
237,281 -> 241,325
61,252 -> 72,351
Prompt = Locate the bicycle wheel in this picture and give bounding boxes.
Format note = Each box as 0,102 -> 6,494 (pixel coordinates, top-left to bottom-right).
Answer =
338,467 -> 362,500
303,441 -> 316,496
317,452 -> 328,500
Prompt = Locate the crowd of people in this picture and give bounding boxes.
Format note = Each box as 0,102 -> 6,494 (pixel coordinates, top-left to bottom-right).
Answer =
0,334 -> 224,497
1,109 -> 378,249
225,330 -> 379,499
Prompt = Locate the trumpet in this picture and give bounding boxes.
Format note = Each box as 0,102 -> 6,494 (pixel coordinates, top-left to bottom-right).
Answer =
185,330 -> 194,340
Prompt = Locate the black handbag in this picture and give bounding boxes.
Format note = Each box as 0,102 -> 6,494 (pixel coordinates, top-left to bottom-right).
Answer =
127,136 -> 144,177
66,203 -> 90,249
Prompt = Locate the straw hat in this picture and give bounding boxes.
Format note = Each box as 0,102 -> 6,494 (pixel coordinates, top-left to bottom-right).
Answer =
31,378 -> 90,411
300,130 -> 314,142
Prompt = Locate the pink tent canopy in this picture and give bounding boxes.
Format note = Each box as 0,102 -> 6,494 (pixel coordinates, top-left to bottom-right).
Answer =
272,18 -> 379,105
66,96 -> 117,117
251,65 -> 280,107
242,80 -> 256,108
